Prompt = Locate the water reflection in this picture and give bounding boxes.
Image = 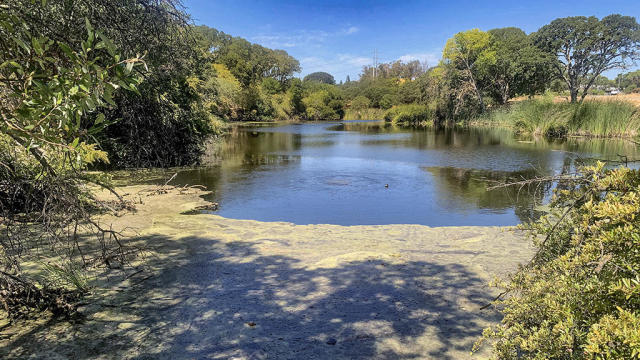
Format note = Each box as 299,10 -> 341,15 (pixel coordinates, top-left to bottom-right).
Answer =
168,121 -> 639,226
423,167 -> 550,223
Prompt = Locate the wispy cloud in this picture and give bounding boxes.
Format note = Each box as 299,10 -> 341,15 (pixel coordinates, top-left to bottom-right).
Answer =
397,52 -> 441,67
252,26 -> 360,49
300,53 -> 372,81
252,30 -> 329,48
337,54 -> 370,67
344,26 -> 359,35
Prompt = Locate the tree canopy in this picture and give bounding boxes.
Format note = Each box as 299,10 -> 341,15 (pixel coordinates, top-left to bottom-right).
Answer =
486,27 -> 553,104
534,14 -> 640,102
303,72 -> 336,85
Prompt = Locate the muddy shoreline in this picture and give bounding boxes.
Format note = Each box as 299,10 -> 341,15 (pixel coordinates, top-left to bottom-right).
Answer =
1,186 -> 534,359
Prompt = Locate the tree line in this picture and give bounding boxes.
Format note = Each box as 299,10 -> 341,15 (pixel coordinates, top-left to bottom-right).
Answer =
340,15 -> 640,125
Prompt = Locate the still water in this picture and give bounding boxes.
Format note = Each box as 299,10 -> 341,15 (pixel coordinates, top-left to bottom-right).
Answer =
171,121 -> 639,226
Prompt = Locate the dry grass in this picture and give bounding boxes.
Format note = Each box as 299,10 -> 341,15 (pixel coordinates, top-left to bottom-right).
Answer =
510,93 -> 640,107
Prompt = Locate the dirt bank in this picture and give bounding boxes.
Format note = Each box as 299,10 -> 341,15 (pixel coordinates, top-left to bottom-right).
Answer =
0,186 -> 535,359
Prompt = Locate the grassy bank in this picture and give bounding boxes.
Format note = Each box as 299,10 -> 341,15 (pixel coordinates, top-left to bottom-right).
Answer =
383,104 -> 434,126
473,97 -> 640,137
343,107 -> 386,120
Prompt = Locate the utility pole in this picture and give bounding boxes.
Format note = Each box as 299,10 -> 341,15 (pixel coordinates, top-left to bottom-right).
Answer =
373,49 -> 378,79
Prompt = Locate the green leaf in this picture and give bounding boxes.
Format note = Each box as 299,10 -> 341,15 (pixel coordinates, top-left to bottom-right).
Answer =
13,37 -> 30,53
58,42 -> 75,60
31,37 -> 43,55
97,32 -> 116,56
103,86 -> 115,106
71,137 -> 79,148
85,18 -> 94,33
95,113 -> 105,124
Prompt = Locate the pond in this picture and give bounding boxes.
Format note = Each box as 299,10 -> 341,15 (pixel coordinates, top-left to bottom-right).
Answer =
169,121 -> 640,226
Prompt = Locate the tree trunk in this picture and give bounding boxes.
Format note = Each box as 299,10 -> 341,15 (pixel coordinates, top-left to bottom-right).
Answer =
502,83 -> 510,105
570,88 -> 578,103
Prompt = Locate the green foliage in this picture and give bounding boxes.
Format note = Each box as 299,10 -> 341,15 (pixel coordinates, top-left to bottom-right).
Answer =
303,71 -> 336,85
442,29 -> 495,113
288,78 -> 306,116
534,14 -> 640,102
379,94 -> 396,109
209,63 -> 242,119
0,7 -> 143,316
193,24 -> 302,121
397,79 -> 423,104
383,104 -> 434,125
360,60 -> 427,81
40,260 -> 90,293
10,0 -> 224,168
0,9 -> 143,170
568,101 -> 640,136
342,78 -> 399,108
479,163 -> 640,359
350,95 -> 371,111
617,70 -> 640,93
261,77 -> 283,95
486,27 -> 553,104
196,25 -> 300,88
344,107 -> 385,121
302,86 -> 345,120
477,97 -> 640,137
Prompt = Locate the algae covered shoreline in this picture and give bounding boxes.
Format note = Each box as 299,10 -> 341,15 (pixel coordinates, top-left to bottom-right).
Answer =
1,185 -> 535,359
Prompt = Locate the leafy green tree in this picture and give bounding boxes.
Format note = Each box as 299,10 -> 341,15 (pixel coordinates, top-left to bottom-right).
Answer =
487,27 -> 553,104
0,13 -> 143,172
287,78 -> 306,116
361,60 -> 427,80
195,25 -> 300,88
593,75 -> 615,88
350,95 -> 371,110
261,77 -> 283,95
208,63 -> 242,119
534,15 -> 640,103
302,85 -> 344,120
194,24 -> 300,121
11,0 -> 220,168
379,94 -> 396,109
303,72 -> 336,85
267,50 -> 301,87
357,78 -> 398,108
442,29 -> 495,111
616,70 -> 640,93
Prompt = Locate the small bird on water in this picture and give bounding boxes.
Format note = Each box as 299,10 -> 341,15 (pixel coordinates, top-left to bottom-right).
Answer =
385,184 -> 389,188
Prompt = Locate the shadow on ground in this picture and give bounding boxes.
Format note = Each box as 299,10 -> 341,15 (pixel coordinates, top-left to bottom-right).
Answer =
1,234 -> 500,359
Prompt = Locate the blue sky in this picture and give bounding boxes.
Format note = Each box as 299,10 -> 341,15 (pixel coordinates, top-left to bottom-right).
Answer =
183,0 -> 640,82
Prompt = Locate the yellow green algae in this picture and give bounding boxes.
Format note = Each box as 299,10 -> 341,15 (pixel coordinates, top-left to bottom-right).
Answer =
0,185 -> 535,359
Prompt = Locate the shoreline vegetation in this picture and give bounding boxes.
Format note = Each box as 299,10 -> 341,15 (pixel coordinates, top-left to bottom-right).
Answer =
473,97 -> 640,138
340,95 -> 640,139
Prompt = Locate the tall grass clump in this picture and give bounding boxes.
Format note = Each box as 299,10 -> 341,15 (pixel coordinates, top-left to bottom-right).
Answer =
480,95 -> 640,138
344,107 -> 386,120
568,100 -> 640,137
511,96 -> 574,137
470,105 -> 516,127
384,104 -> 434,126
